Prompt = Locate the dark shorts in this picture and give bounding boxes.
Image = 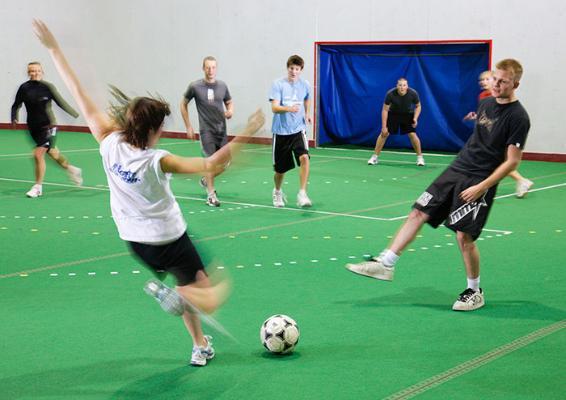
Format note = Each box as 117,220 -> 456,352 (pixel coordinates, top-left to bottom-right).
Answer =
200,129 -> 228,157
29,126 -> 57,149
387,113 -> 415,135
127,232 -> 206,286
272,131 -> 310,174
412,168 -> 497,240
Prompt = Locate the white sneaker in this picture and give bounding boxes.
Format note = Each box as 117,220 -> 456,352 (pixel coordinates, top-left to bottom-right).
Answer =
515,179 -> 533,198
206,191 -> 220,207
452,288 -> 485,311
272,189 -> 286,207
143,279 -> 186,316
190,335 -> 215,366
416,156 -> 425,166
368,154 -> 379,165
26,184 -> 42,198
345,257 -> 394,281
297,191 -> 312,208
67,166 -> 83,186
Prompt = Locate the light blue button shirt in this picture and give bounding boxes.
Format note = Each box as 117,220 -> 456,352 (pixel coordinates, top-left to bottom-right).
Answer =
269,77 -> 310,135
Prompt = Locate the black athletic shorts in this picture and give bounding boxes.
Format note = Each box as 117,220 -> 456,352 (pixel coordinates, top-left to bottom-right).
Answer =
387,113 -> 415,135
272,131 -> 310,174
29,126 -> 57,149
412,168 -> 497,240
200,129 -> 228,157
127,232 -> 206,286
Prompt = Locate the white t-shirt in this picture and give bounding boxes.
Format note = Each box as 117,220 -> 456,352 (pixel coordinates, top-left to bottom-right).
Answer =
99,132 -> 186,243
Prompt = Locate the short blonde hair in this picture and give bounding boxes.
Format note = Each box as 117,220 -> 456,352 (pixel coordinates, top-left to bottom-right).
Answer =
495,59 -> 523,82
479,70 -> 493,80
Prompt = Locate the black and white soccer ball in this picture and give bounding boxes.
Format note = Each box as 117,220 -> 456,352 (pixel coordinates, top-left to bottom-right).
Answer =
260,314 -> 300,354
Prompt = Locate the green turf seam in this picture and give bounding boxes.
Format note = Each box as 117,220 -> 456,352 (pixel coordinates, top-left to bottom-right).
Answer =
383,320 -> 566,400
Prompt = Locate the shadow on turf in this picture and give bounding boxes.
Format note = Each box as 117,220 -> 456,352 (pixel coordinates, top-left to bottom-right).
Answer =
338,286 -> 565,321
0,357 -> 231,400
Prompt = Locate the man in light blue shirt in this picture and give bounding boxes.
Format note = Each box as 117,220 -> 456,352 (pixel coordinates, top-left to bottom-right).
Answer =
269,55 -> 312,208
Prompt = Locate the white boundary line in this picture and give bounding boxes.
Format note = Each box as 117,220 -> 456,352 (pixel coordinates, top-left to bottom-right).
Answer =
0,177 -> 398,221
2,178 -> 565,223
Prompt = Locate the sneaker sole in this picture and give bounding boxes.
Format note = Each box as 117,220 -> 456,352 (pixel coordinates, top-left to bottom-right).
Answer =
345,264 -> 393,281
452,299 -> 485,311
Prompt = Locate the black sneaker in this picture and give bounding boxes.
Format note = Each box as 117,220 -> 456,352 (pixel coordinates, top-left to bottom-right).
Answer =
452,288 -> 484,311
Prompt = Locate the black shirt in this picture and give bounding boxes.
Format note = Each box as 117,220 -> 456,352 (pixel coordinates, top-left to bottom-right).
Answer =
11,80 -> 78,129
384,88 -> 420,114
450,97 -> 530,178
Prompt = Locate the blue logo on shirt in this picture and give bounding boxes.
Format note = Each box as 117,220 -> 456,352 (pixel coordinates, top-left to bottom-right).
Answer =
110,163 -> 140,183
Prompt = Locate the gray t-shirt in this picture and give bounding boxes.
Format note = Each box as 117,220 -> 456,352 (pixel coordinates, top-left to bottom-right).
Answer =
184,79 -> 231,133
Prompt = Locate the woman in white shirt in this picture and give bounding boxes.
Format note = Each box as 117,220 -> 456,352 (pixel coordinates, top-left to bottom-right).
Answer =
33,20 -> 264,366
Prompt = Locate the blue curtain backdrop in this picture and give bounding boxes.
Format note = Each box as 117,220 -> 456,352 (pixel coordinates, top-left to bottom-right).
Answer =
317,43 -> 490,152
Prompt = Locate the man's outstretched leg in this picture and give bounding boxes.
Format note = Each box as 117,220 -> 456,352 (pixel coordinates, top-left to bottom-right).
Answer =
346,209 -> 429,280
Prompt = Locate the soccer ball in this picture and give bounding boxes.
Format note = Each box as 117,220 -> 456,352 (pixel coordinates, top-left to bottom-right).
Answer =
260,314 -> 300,354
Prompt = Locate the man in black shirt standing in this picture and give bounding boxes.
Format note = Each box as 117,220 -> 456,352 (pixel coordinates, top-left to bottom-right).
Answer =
348,59 -> 530,312
368,78 -> 425,166
11,61 -> 82,198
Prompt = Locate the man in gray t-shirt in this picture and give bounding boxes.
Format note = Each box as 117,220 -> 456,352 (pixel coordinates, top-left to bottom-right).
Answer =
181,56 -> 234,207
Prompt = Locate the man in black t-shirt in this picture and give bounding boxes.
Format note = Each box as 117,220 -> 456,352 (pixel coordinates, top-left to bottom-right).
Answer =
348,59 -> 530,312
11,61 -> 82,198
368,78 -> 425,166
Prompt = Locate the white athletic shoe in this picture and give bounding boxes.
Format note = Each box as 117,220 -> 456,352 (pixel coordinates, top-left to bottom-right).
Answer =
190,335 -> 215,366
346,257 -> 394,281
272,189 -> 286,208
368,154 -> 379,165
206,191 -> 221,207
297,191 -> 312,208
67,165 -> 83,186
452,288 -> 485,311
144,279 -> 186,316
26,184 -> 42,198
516,179 -> 533,198
416,156 -> 425,166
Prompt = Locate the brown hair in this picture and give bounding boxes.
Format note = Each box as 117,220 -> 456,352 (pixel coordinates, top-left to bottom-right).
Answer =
286,55 -> 304,69
28,61 -> 42,67
495,59 -> 523,82
108,85 -> 171,149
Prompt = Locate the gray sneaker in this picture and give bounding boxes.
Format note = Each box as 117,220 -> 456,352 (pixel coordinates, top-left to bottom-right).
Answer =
452,288 -> 484,311
144,279 -> 186,316
190,335 -> 215,366
206,191 -> 220,207
345,257 -> 394,281
199,177 -> 207,190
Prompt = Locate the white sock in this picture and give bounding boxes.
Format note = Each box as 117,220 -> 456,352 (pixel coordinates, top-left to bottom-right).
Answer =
381,249 -> 399,267
274,188 -> 281,193
298,189 -> 307,195
467,277 -> 480,291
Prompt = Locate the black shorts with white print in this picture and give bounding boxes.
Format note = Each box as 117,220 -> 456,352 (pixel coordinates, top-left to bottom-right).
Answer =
412,168 -> 497,240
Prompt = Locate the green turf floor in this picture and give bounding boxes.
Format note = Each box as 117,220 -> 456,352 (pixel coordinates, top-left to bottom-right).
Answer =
1,130 -> 565,399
